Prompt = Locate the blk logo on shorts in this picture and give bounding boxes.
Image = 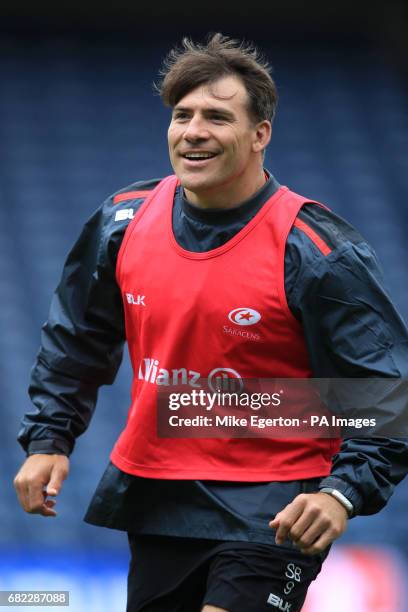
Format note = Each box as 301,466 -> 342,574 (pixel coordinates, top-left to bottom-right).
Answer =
267,592 -> 291,611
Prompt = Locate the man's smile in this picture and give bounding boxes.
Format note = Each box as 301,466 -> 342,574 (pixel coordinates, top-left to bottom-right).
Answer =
179,150 -> 220,168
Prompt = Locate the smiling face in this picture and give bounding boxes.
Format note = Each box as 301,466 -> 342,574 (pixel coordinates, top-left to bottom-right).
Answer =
167,75 -> 271,208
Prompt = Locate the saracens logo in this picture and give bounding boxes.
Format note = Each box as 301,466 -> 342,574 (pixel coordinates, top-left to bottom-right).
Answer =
228,307 -> 261,326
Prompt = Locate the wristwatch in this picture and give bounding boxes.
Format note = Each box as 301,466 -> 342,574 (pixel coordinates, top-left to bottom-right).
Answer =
319,487 -> 354,517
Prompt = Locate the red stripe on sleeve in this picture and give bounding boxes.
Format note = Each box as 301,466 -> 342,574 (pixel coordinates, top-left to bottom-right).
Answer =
113,191 -> 152,204
293,218 -> 332,256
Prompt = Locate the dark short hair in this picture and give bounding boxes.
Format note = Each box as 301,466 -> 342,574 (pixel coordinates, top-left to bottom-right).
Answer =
156,33 -> 278,124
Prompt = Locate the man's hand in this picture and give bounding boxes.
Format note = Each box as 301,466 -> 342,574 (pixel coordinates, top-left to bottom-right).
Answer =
14,454 -> 69,517
269,492 -> 348,555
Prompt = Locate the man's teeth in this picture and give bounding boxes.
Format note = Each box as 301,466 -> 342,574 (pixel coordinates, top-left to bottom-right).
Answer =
184,153 -> 216,159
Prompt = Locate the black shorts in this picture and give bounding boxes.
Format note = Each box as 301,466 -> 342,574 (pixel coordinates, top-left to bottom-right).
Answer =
127,534 -> 328,612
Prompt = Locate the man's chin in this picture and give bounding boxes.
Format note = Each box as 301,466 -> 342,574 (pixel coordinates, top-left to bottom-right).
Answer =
177,173 -> 220,196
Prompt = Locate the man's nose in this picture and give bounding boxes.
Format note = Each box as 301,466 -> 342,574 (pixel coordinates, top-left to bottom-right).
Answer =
183,115 -> 209,142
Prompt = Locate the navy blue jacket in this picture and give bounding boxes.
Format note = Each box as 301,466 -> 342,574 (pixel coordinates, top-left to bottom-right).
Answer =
18,173 -> 408,542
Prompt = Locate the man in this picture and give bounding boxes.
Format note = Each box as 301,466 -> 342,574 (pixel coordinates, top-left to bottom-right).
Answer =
14,34 -> 408,612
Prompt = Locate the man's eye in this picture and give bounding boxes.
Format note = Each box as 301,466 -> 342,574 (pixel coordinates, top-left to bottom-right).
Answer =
210,115 -> 230,124
174,113 -> 189,121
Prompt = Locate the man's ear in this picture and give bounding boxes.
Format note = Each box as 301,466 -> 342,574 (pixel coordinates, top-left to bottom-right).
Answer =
252,120 -> 272,154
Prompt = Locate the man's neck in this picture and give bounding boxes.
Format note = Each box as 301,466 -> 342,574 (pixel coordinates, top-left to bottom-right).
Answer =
183,168 -> 267,210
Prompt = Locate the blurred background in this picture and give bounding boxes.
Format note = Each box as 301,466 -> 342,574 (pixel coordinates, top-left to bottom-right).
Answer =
0,1 -> 407,610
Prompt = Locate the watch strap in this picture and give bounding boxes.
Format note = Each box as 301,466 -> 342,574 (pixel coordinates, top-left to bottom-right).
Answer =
320,487 -> 354,517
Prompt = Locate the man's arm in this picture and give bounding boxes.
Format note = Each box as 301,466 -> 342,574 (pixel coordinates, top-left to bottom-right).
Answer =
14,179 -> 160,517
271,204 -> 408,552
14,190 -> 134,516
18,204 -> 126,456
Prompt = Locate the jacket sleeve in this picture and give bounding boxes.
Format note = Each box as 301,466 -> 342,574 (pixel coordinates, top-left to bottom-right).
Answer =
18,196 -> 127,456
285,206 -> 408,516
